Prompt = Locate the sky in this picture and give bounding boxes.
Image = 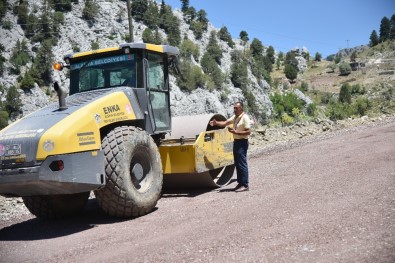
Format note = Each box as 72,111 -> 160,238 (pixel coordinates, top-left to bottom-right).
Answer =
163,0 -> 395,57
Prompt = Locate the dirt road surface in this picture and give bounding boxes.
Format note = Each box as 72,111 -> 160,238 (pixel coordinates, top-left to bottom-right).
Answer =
0,122 -> 394,263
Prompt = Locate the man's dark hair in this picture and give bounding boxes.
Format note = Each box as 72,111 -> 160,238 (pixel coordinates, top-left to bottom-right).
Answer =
234,101 -> 244,108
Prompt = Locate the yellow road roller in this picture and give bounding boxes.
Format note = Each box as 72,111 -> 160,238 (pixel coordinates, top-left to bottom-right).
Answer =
0,43 -> 234,219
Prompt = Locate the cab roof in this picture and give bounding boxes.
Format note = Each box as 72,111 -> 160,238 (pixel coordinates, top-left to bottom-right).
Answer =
64,43 -> 179,61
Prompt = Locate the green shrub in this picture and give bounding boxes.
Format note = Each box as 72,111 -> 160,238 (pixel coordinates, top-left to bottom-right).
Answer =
281,113 -> 294,126
300,81 -> 309,92
200,53 -> 223,88
177,60 -> 206,91
10,39 -> 30,74
91,41 -> 99,50
20,72 -> 35,90
327,64 -> 336,73
321,92 -> 332,104
190,20 -> 204,39
326,101 -> 350,120
5,86 -> 22,117
339,62 -> 351,76
306,103 -> 317,116
142,28 -> 154,43
2,20 -> 12,29
82,1 -> 99,24
180,39 -> 200,61
0,111 -> 9,129
355,97 -> 370,115
244,90 -> 258,113
270,92 -> 304,119
351,84 -> 365,95
0,54 -> 5,77
72,45 -> 80,52
143,28 -> 162,44
339,83 -> 352,104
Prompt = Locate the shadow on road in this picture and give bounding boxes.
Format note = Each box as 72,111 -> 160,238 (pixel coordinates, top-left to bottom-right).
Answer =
0,199 -> 127,241
161,179 -> 237,197
161,188 -> 211,198
1,179 -> 238,241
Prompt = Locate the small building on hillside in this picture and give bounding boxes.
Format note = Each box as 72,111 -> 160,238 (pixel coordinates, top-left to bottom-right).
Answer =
349,62 -> 366,71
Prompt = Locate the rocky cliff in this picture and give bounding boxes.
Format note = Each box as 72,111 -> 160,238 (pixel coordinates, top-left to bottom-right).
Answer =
0,0 -> 273,122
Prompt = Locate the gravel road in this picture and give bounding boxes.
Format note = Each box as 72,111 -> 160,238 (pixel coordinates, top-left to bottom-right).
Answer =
0,121 -> 394,263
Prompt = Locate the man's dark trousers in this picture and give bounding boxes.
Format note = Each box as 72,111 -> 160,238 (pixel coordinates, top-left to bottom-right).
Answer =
233,139 -> 249,187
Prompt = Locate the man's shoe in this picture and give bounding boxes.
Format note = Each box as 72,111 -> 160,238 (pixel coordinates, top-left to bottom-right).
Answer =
233,184 -> 242,191
235,186 -> 249,192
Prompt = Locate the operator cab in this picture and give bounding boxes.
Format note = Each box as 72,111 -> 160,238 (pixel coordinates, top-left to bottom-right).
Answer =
59,43 -> 179,136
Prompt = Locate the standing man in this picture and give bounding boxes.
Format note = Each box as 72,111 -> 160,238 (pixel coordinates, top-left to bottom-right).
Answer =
209,102 -> 251,192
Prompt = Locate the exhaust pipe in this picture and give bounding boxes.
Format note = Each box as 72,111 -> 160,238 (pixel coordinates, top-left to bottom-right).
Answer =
53,81 -> 68,111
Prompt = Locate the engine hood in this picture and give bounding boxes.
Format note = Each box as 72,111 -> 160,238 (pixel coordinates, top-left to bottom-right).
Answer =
0,87 -> 142,169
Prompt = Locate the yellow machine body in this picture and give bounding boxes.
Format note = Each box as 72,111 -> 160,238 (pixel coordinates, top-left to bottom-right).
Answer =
159,128 -> 234,174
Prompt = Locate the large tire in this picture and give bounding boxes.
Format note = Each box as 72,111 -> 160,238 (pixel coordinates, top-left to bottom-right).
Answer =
94,126 -> 163,218
22,192 -> 90,219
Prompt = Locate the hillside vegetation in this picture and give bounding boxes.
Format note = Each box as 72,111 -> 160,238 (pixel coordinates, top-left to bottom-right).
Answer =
0,0 -> 394,130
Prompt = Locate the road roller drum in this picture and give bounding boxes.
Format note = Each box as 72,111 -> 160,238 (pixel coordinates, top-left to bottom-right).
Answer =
159,114 -> 235,189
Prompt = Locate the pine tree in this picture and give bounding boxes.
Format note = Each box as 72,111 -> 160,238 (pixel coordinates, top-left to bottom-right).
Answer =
266,46 -> 275,64
206,31 -> 222,65
239,30 -> 249,43
390,14 -> 395,40
0,0 -> 7,21
181,0 -> 189,13
30,39 -> 54,86
132,0 -> 148,22
16,1 -> 29,30
314,52 -> 322,61
218,26 -> 234,48
200,53 -> 223,88
158,3 -> 180,45
196,9 -> 208,30
370,30 -> 379,46
184,6 -> 196,24
50,0 -> 72,12
250,38 -> 264,57
25,13 -> 38,38
284,64 -> 297,82
230,50 -> 248,89
379,16 -> 391,42
144,2 -> 159,29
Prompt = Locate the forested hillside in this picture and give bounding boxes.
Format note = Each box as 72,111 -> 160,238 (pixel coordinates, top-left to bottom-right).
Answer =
0,0 -> 394,129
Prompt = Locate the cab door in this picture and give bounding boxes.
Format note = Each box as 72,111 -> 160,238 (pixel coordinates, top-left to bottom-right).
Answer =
146,52 -> 171,133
